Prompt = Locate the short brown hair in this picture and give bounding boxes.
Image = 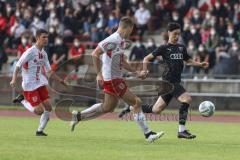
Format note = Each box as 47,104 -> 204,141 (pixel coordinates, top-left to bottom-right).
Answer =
119,17 -> 134,29
36,29 -> 48,38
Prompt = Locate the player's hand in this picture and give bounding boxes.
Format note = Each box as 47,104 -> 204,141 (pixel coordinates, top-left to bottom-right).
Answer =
97,73 -> 104,88
10,80 -> 16,88
200,62 -> 209,69
136,70 -> 149,79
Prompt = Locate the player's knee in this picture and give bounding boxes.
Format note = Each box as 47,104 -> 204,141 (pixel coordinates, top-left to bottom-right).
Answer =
45,106 -> 52,112
34,109 -> 43,115
102,104 -> 115,113
153,104 -> 165,114
103,107 -> 114,113
185,96 -> 192,103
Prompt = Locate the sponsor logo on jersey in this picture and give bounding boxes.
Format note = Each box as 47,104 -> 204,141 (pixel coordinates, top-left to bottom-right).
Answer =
170,53 -> 183,59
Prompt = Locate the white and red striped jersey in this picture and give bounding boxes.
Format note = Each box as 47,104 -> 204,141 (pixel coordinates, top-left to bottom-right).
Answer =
16,45 -> 51,91
98,32 -> 126,81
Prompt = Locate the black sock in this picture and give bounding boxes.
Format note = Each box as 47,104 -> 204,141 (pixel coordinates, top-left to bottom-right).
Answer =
179,102 -> 189,125
141,104 -> 153,113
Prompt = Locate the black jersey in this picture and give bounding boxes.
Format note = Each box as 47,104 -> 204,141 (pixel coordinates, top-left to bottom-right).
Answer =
152,43 -> 191,83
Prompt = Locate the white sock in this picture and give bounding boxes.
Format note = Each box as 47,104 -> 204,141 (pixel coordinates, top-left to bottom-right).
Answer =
80,103 -> 104,121
179,125 -> 186,132
37,110 -> 50,132
21,100 -> 34,113
133,112 -> 151,134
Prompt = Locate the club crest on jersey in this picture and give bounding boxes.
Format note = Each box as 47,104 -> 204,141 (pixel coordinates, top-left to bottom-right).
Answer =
179,46 -> 184,52
32,96 -> 38,102
103,42 -> 117,51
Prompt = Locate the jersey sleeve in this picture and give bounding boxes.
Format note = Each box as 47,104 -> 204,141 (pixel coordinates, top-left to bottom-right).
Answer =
183,46 -> 191,61
98,36 -> 117,53
43,52 -> 51,72
16,50 -> 32,68
152,45 -> 165,58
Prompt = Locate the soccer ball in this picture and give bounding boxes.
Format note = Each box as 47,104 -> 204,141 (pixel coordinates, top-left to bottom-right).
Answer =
199,101 -> 215,117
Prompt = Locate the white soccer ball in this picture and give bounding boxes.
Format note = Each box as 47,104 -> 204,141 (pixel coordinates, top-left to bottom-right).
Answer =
199,101 -> 215,117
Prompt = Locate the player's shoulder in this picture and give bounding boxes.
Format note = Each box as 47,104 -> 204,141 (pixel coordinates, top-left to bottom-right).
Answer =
176,43 -> 187,49
103,32 -> 121,42
157,44 -> 168,50
22,45 -> 35,55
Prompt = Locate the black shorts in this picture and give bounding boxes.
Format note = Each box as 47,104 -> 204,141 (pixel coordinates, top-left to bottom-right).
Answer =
161,83 -> 186,105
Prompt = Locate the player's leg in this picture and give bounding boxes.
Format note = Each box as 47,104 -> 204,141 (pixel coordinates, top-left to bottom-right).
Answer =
13,92 -> 44,115
36,99 -> 52,136
175,84 -> 196,139
35,86 -> 52,136
119,93 -> 172,117
71,93 -> 118,131
121,89 -> 164,142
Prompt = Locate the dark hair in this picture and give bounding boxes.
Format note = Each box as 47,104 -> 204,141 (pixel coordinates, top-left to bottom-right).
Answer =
36,29 -> 48,38
119,17 -> 134,29
167,22 -> 181,32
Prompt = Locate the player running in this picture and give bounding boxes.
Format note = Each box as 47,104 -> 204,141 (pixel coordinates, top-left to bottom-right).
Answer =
70,17 -> 164,142
119,22 -> 209,139
10,29 -> 67,136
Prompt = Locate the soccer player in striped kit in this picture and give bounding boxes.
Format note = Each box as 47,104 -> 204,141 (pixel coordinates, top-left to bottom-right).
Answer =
10,29 -> 67,136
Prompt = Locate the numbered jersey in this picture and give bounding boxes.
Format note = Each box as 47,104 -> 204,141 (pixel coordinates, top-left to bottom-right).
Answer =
16,45 -> 51,91
98,32 -> 125,81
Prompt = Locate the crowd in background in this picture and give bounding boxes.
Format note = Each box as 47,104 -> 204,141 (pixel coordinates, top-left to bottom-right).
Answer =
0,0 -> 239,77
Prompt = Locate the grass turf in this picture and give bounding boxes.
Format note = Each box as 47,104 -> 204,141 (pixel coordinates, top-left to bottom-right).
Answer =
0,117 -> 240,160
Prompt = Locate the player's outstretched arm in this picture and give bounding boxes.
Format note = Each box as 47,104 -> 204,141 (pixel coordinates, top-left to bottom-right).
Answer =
92,46 -> 104,85
185,59 -> 209,69
140,54 -> 155,79
10,66 -> 20,88
122,56 -> 144,79
47,70 -> 67,86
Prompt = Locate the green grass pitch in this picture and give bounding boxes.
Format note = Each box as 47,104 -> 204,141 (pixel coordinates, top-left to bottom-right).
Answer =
0,117 -> 240,160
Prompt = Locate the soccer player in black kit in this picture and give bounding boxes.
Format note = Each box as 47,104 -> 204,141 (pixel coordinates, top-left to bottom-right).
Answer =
119,22 -> 209,139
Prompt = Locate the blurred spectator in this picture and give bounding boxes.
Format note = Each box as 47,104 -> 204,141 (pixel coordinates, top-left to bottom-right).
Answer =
0,11 -> 7,44
194,44 -> 209,77
51,36 -> 68,68
171,11 -> 183,28
0,45 -> 7,72
101,0 -> 113,16
129,40 -> 147,61
10,18 -> 26,47
21,8 -> 32,28
212,1 -> 228,19
205,27 -> 220,68
184,40 -> 197,74
83,3 -> 98,35
223,23 -> 237,48
92,11 -> 108,42
29,15 -> 45,36
69,38 -> 85,60
134,2 -> 151,37
215,17 -> 227,37
63,8 -> 77,34
106,12 -> 119,35
17,35 -> 31,58
228,42 -> 240,74
190,8 -> 203,29
183,25 -> 201,47
213,45 -> 233,75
